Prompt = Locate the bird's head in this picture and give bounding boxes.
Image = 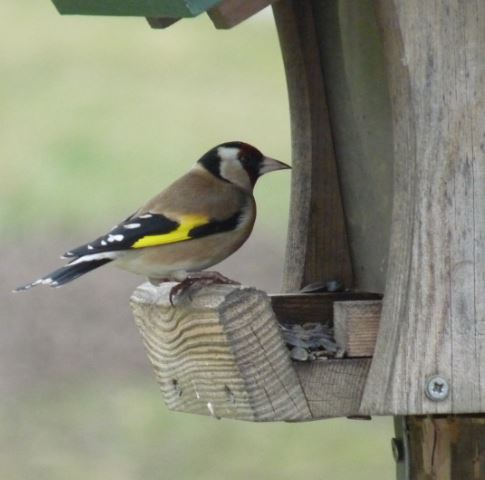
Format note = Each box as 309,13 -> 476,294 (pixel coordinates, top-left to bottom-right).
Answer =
197,141 -> 291,191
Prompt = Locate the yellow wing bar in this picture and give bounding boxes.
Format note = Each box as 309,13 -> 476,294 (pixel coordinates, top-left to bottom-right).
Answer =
131,214 -> 209,249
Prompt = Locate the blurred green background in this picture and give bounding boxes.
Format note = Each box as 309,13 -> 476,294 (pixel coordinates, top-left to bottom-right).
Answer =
1,1 -> 394,479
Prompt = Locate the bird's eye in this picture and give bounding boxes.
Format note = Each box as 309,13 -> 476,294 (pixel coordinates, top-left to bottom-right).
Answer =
240,154 -> 252,166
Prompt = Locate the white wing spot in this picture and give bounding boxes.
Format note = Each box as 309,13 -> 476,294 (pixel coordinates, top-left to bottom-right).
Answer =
68,252 -> 118,266
107,234 -> 124,243
101,240 -> 107,246
123,223 -> 141,229
87,245 -> 94,250
139,214 -> 152,219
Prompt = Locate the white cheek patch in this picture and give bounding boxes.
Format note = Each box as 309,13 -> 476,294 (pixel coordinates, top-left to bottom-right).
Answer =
217,146 -> 240,162
219,157 -> 252,191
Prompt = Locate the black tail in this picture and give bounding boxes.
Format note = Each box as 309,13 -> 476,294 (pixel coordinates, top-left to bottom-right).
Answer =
14,258 -> 112,292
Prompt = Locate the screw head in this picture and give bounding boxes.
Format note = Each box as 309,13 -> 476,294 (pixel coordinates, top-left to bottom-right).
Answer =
425,375 -> 449,401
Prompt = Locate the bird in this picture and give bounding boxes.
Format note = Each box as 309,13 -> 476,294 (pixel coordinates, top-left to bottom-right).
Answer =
15,141 -> 291,303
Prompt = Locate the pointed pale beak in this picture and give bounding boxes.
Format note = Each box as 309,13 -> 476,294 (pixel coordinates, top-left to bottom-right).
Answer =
259,156 -> 291,175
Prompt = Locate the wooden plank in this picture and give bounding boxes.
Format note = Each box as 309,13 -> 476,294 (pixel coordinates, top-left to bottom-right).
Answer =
361,0 -> 485,415
208,0 -> 274,29
146,17 -> 180,29
334,300 -> 381,357
294,359 -> 371,418
273,0 -> 353,293
131,283 -> 312,422
130,283 -> 379,421
311,0 -> 393,294
270,292 -> 382,325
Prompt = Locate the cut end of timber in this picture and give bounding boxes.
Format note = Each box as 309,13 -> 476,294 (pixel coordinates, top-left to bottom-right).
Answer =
130,283 -> 312,422
334,300 -> 381,357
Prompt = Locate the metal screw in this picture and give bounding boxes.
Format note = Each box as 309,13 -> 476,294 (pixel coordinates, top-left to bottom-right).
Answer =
425,375 -> 449,401
391,438 -> 404,463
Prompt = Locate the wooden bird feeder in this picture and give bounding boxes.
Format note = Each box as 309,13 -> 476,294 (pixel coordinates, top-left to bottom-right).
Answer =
51,0 -> 485,477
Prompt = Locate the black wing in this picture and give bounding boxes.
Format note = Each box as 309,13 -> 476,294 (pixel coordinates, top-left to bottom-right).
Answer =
63,211 -> 242,259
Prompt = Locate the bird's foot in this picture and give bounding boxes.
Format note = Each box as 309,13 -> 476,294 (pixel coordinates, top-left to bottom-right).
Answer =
169,271 -> 240,306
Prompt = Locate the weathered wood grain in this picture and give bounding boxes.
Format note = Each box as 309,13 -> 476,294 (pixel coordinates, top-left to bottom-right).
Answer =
361,0 -> 485,415
131,283 -> 312,422
273,0 -> 353,292
208,0 -> 275,29
334,300 -> 381,357
405,416 -> 485,479
294,359 -> 371,418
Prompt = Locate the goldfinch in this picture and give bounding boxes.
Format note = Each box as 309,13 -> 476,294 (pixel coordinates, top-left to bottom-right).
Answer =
15,141 -> 290,299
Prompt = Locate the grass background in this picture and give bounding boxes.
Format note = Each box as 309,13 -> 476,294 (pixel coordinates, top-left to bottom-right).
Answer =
1,1 -> 394,479
1,1 -> 290,236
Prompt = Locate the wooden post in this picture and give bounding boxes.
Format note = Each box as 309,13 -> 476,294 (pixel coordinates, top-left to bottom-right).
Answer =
393,416 -> 485,479
362,0 -> 485,416
355,0 -> 485,477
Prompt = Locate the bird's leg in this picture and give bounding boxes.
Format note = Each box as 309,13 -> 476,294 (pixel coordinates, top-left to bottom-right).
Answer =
148,277 -> 172,287
169,271 -> 240,306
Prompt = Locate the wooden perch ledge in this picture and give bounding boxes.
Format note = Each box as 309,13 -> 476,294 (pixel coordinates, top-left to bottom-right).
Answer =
130,283 -> 382,422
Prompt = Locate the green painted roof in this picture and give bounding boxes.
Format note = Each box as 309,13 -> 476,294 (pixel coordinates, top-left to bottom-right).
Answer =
51,0 -> 222,17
